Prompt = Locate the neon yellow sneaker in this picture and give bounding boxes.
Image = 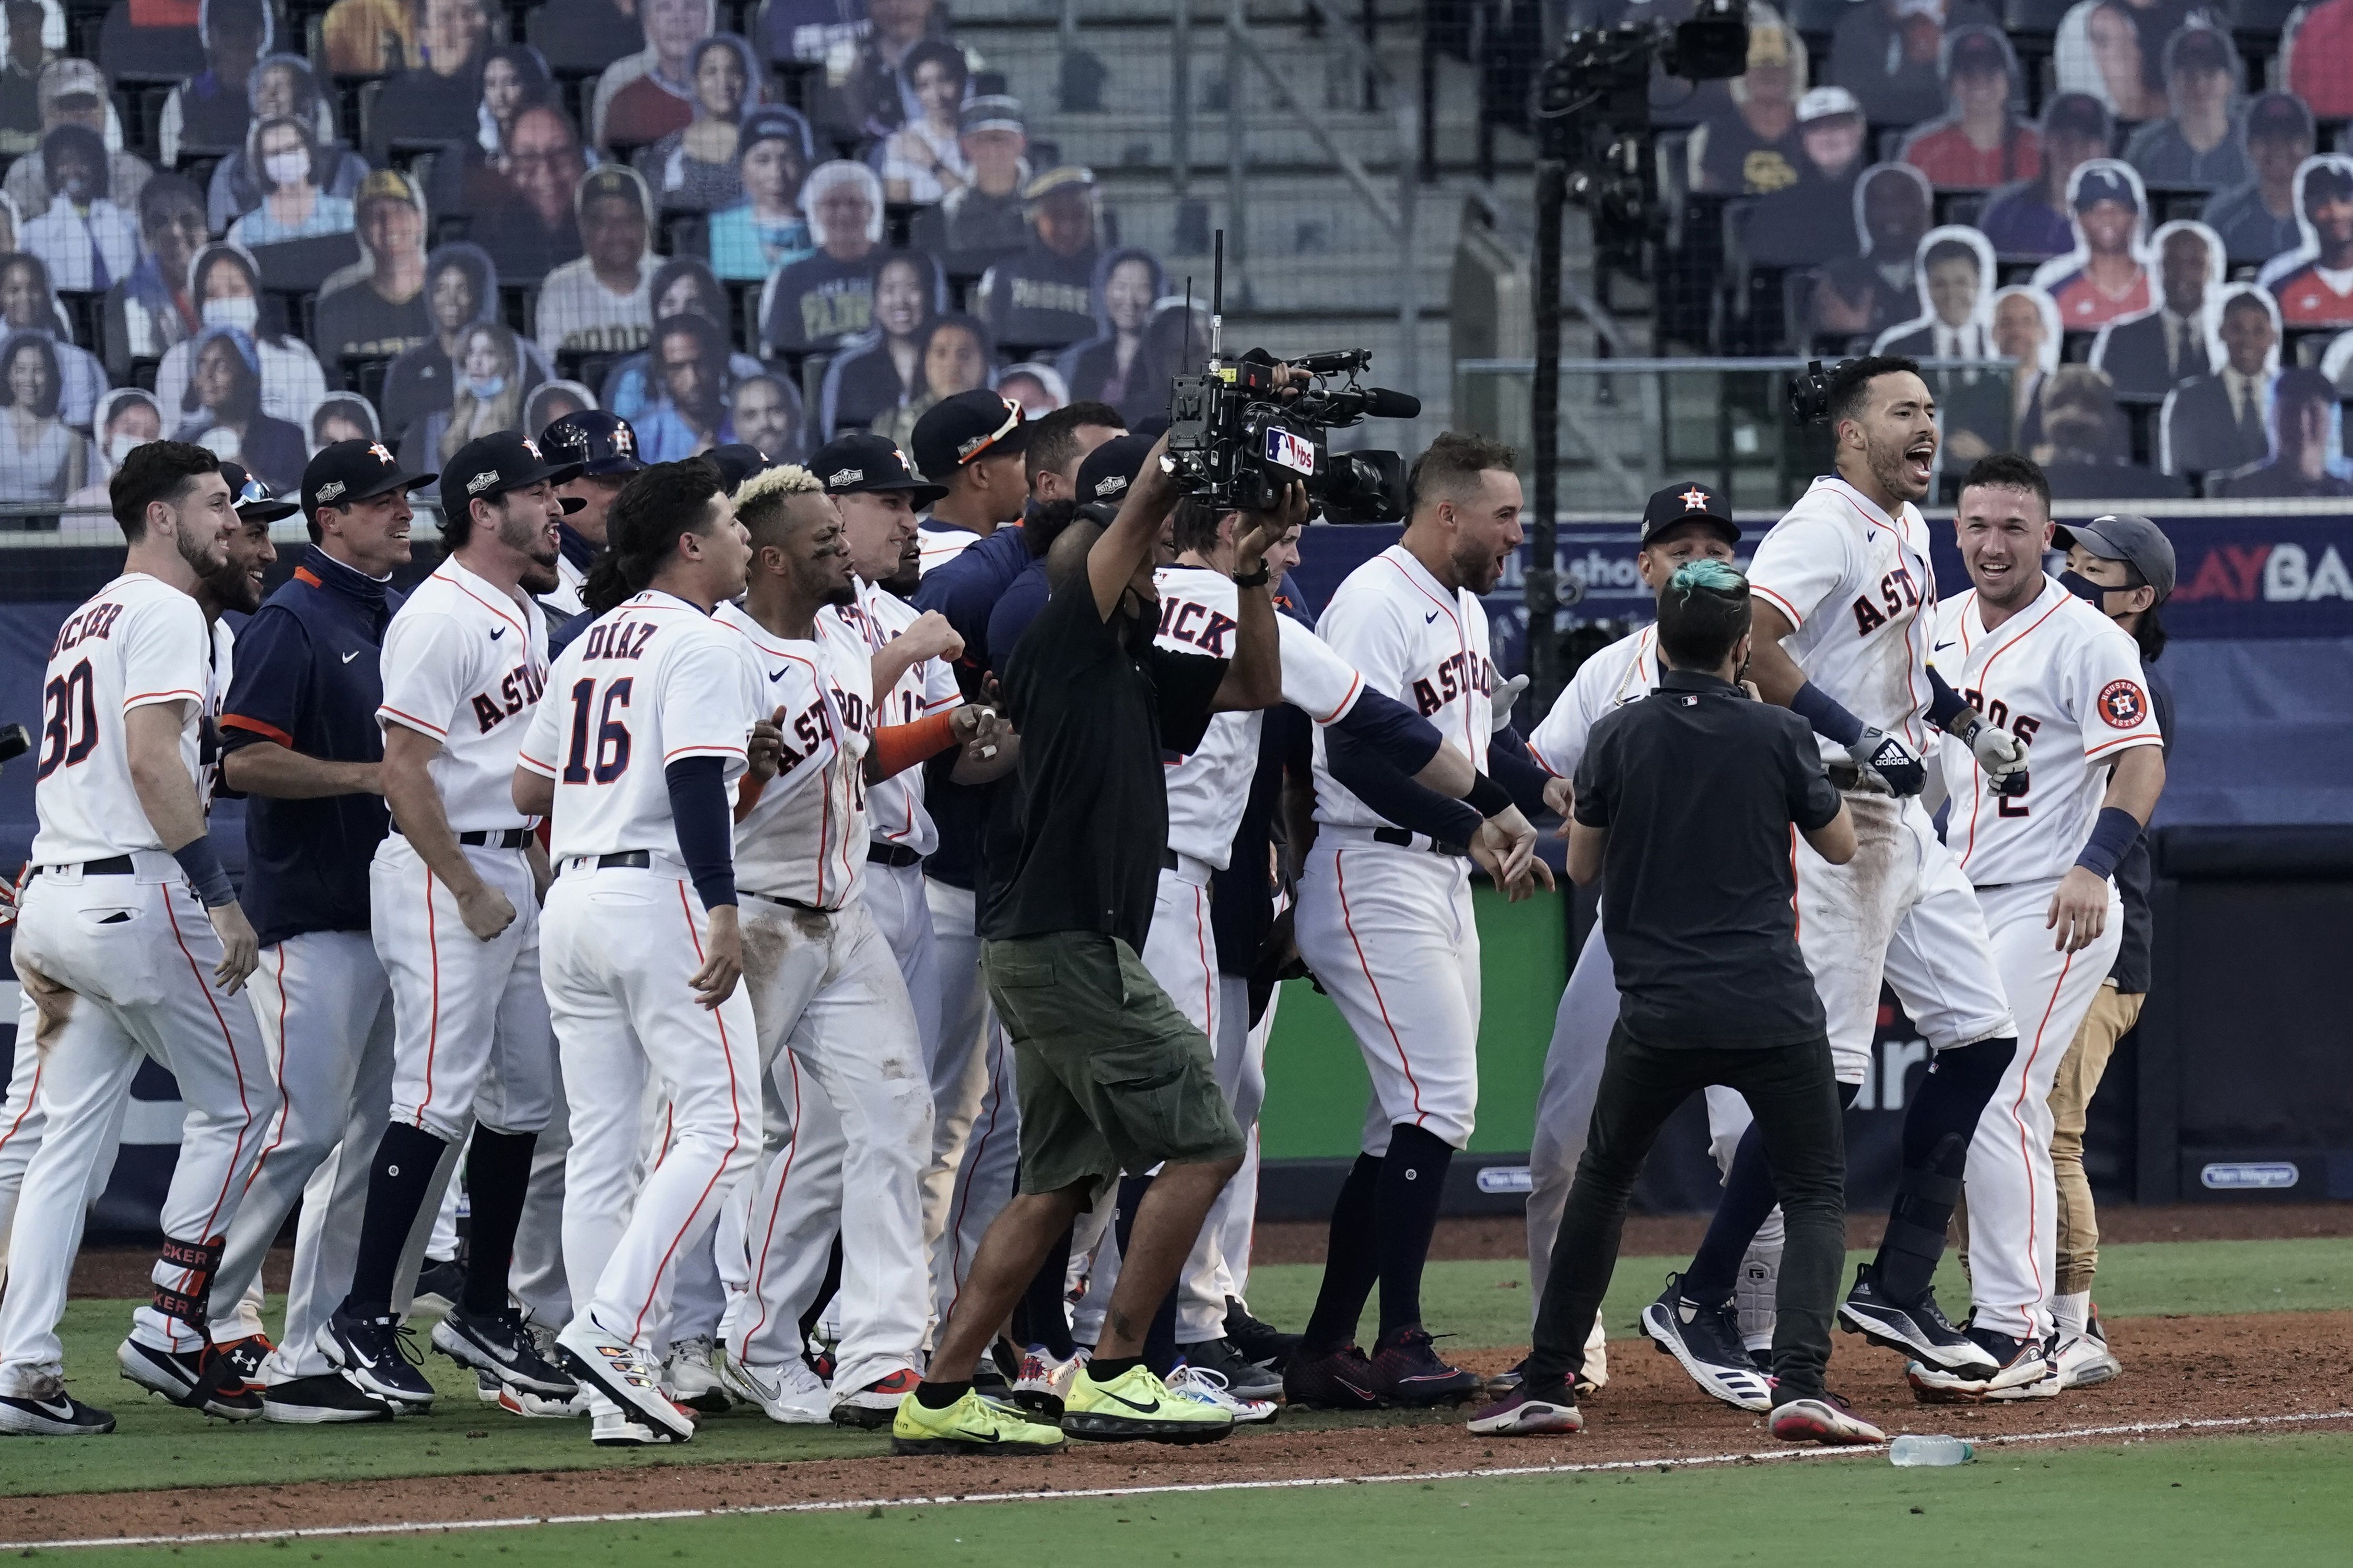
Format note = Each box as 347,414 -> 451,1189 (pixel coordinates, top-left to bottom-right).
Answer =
1061,1362 -> 1234,1444
889,1385 -> 1066,1455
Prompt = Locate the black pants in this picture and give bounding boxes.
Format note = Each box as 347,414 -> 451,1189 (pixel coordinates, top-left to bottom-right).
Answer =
1527,1021 -> 1847,1404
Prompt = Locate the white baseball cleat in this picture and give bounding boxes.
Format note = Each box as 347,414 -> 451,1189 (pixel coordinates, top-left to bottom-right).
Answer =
663,1335 -> 735,1414
2055,1310 -> 2123,1388
554,1320 -> 695,1442
1166,1363 -> 1279,1423
1011,1343 -> 1086,1419
718,1348 -> 831,1424
1906,1329 -> 2057,1404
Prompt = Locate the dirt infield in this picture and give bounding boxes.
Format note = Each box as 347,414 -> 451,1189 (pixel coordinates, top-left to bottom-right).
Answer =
5,1309 -> 2346,1547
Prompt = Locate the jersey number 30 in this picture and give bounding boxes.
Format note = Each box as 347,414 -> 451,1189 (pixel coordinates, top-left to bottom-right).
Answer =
560,677 -> 633,784
36,659 -> 98,781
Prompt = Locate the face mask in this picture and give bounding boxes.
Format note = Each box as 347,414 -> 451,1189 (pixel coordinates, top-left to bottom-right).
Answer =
466,374 -> 506,399
202,294 -> 260,331
107,432 -> 143,466
2057,570 -> 2109,609
263,150 -> 310,188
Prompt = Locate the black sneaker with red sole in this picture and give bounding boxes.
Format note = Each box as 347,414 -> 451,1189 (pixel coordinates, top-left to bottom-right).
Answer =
1281,1344 -> 1382,1409
1368,1327 -> 1479,1407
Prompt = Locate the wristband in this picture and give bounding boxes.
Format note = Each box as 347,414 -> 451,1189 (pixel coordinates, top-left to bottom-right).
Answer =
171,835 -> 236,908
1465,773 -> 1515,819
2071,806 -> 2140,881
1788,680 -> 1866,748
1232,564 -> 1270,588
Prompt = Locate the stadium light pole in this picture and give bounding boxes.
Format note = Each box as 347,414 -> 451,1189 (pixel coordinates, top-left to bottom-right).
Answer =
1527,144 -> 1566,715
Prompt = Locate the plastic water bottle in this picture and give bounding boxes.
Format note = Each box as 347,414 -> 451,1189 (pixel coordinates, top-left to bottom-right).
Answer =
1889,1435 -> 1974,1466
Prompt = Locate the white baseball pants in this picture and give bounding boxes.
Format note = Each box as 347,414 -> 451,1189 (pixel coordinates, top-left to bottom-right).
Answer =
371,835 -> 556,1143
1294,836 -> 1481,1155
863,858 -> 941,1067
732,897 -> 932,1394
209,930 -> 397,1379
2,866 -> 279,1386
542,863 -> 759,1352
1962,876 -> 2122,1341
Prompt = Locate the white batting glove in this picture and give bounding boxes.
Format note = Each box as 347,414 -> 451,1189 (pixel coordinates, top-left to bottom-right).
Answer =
1490,673 -> 1529,733
1947,708 -> 2029,791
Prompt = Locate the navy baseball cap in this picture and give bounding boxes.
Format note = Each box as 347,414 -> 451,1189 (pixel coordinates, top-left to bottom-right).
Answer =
1075,431 -> 1156,512
911,389 -> 1028,483
2053,513 -> 2175,602
706,442 -> 777,491
219,461 -> 299,524
442,430 -> 584,512
810,431 -> 949,509
302,438 -> 428,522
1640,480 -> 1740,545
539,409 -> 643,477
2073,164 -> 2139,213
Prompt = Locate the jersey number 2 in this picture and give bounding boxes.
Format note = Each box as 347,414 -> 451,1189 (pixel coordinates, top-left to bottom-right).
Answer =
560,677 -> 633,784
35,659 -> 98,781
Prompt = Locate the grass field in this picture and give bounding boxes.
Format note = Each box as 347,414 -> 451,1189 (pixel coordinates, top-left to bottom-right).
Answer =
10,1234 -> 2349,1505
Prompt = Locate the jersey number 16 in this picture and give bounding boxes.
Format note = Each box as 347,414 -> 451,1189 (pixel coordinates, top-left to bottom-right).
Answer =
560,677 -> 633,784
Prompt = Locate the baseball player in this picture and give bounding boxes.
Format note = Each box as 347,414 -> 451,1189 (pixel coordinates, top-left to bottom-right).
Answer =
716,465 -> 1001,1428
517,456 -> 767,1447
195,446 -> 427,1424
1725,356 -> 2039,1390
0,442 -> 277,1437
1512,481 -> 1770,1405
538,410 -> 645,620
319,432 -> 579,1411
1287,431 -> 1554,1410
1902,462 -> 2166,1399
2039,513 -> 2172,1387
912,391 -> 1027,574
1147,488 -> 1503,1410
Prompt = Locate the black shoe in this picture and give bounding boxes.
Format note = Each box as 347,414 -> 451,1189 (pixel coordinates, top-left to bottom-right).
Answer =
973,1359 -> 1013,1401
1173,1336 -> 1283,1401
413,1256 -> 466,1316
216,1333 -> 274,1394
1367,1327 -> 1480,1407
0,1386 -> 116,1435
1224,1298 -> 1301,1373
1837,1263 -> 1998,1375
431,1304 -> 577,1397
1282,1343 -> 1382,1410
317,1309 -> 437,1406
1637,1275 -> 1775,1413
261,1372 -> 399,1424
115,1337 -> 263,1420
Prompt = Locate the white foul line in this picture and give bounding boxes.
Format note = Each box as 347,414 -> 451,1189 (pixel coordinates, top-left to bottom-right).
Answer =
4,1408 -> 2349,1554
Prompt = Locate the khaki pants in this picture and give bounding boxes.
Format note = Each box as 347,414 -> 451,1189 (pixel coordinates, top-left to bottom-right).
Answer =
1953,983 -> 2145,1298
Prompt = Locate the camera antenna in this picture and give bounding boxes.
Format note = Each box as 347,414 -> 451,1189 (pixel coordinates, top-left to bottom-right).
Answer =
1208,229 -> 1225,364
1183,276 -> 1198,372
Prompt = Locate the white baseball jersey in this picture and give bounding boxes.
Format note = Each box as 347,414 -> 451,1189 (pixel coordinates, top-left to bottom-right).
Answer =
717,599 -> 874,908
519,591 -> 765,862
1526,623 -> 1660,780
377,556 -> 551,832
916,521 -> 980,576
31,573 -> 235,864
1927,576 -> 2164,887
542,553 -> 588,621
838,575 -> 962,857
1310,544 -> 1496,830
1746,475 -> 1937,759
1153,564 -> 1366,868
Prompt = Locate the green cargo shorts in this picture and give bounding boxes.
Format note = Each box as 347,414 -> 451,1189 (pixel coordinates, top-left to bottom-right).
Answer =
982,930 -> 1246,1202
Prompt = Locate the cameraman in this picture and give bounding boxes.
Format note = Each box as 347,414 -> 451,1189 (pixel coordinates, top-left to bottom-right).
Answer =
1471,561 -> 1879,1446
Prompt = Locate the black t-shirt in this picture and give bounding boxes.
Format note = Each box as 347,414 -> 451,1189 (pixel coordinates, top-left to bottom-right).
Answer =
315,279 -> 431,361
979,243 -> 1099,352
1573,668 -> 1842,1048
2108,669 -> 2172,995
764,249 -> 879,353
985,571 -> 1227,952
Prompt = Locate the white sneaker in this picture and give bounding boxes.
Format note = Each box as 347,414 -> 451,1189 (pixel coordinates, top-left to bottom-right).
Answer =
718,1348 -> 831,1424
2055,1331 -> 2122,1388
663,1335 -> 735,1414
1167,1363 -> 1279,1423
554,1320 -> 695,1442
1012,1343 -> 1085,1418
591,1407 -> 676,1445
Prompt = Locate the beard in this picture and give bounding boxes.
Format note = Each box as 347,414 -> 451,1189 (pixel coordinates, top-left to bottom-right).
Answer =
498,504 -> 560,593
204,559 -> 264,614
174,515 -> 227,578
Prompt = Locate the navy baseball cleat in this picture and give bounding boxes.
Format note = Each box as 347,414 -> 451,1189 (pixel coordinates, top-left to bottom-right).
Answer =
1367,1327 -> 1479,1407
1639,1275 -> 1776,1412
1467,1382 -> 1582,1435
1282,1343 -> 1382,1409
1838,1263 -> 1998,1376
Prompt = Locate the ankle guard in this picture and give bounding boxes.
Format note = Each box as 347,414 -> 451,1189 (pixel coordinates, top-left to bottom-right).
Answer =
1877,1135 -> 1964,1301
153,1233 -> 225,1330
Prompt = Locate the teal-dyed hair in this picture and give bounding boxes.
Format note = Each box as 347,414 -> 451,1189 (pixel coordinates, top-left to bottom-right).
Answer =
1668,558 -> 1745,600
1657,558 -> 1751,668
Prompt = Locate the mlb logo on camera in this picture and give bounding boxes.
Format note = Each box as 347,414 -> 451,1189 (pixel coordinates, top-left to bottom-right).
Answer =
1264,427 -> 1317,476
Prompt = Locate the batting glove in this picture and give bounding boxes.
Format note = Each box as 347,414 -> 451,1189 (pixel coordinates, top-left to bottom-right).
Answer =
1946,708 -> 2030,793
1490,673 -> 1530,732
1847,727 -> 1927,797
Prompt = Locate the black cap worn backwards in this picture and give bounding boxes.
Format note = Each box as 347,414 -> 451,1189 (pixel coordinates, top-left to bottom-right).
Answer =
539,409 -> 645,477
810,431 -> 950,509
219,461 -> 300,524
1640,480 -> 1741,545
441,430 -> 586,514
910,388 -> 1028,484
302,438 -> 428,522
